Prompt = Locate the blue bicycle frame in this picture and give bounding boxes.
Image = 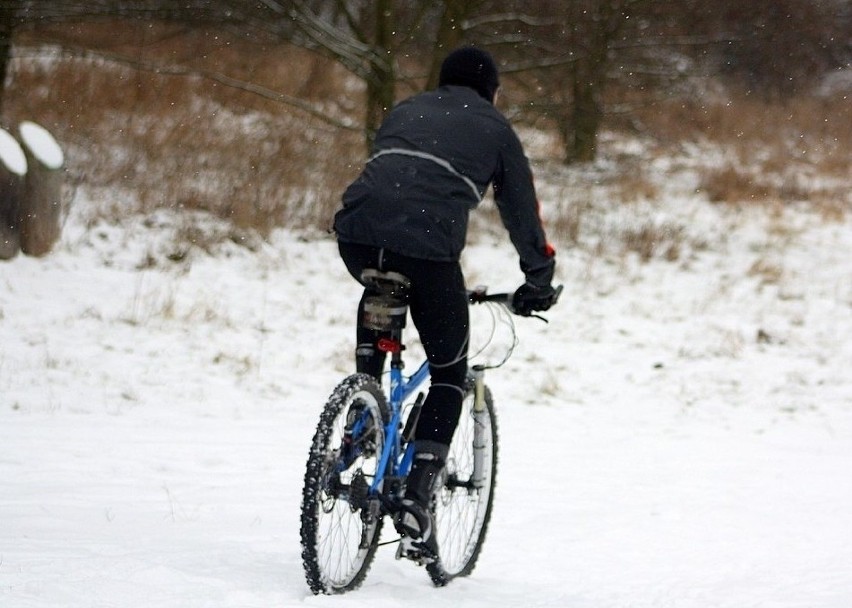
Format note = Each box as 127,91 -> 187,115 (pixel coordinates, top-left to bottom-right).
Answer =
369,356 -> 430,494
353,277 -> 534,499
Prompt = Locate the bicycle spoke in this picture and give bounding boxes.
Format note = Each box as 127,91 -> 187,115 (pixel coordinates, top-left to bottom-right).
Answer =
301,375 -> 388,595
427,387 -> 498,584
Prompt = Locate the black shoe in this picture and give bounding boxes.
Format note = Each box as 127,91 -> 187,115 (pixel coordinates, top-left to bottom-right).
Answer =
396,496 -> 434,541
394,444 -> 448,563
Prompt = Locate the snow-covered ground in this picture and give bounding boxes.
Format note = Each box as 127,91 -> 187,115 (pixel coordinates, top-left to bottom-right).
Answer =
2,163 -> 851,607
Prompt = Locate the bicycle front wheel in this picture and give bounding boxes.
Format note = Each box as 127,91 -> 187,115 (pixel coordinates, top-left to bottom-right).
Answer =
300,373 -> 389,595
427,382 -> 498,586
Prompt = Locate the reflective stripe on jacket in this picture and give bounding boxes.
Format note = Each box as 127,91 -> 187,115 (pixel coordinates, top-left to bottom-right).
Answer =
333,85 -> 554,286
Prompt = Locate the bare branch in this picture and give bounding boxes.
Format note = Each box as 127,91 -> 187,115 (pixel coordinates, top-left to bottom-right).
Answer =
461,12 -> 560,30
288,0 -> 382,71
334,0 -> 367,45
12,45 -> 362,132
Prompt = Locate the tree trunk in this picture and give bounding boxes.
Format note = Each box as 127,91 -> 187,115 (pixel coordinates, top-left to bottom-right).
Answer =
557,0 -> 627,164
18,121 -> 64,257
0,7 -> 15,114
0,176 -> 21,258
0,127 -> 26,260
363,0 -> 395,149
425,0 -> 480,90
566,61 -> 603,162
364,60 -> 394,148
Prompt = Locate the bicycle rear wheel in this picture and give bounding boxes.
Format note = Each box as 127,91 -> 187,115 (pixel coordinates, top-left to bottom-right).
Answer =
427,382 -> 498,586
300,373 -> 389,594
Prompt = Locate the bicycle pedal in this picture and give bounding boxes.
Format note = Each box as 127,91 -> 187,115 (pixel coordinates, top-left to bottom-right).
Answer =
395,537 -> 437,566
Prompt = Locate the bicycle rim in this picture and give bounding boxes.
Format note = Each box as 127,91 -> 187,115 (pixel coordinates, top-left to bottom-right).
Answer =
300,374 -> 388,594
428,385 -> 498,585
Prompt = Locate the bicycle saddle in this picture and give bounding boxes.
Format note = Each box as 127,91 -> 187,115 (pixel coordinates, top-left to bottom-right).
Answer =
360,269 -> 411,298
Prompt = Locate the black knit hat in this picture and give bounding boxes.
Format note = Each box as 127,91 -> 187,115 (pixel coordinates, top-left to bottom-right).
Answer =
438,47 -> 500,103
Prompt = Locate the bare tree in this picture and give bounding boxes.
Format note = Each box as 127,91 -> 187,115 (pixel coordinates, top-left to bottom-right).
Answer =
0,1 -> 236,111
424,0 -> 486,89
4,0 -> 845,164
675,0 -> 851,98
276,0 -> 444,146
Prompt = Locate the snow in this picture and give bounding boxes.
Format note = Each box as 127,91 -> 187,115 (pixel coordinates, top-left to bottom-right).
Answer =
0,128 -> 27,176
18,122 -> 64,170
2,172 -> 851,607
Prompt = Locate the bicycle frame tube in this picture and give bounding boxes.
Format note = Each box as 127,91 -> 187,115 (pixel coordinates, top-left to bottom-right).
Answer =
396,360 -> 431,403
369,359 -> 431,494
471,365 -> 488,489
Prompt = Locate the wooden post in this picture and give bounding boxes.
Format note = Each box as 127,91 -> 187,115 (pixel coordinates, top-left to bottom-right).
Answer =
0,126 -> 27,260
18,121 -> 65,257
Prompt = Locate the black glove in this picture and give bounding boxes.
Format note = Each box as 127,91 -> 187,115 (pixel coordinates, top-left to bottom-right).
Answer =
511,283 -> 559,316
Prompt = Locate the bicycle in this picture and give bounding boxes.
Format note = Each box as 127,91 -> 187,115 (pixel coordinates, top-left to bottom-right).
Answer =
300,269 -> 561,594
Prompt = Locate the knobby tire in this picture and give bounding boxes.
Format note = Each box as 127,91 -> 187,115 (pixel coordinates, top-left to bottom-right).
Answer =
427,382 -> 498,586
300,373 -> 389,595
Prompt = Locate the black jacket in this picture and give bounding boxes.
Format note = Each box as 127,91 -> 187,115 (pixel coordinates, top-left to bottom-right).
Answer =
333,85 -> 555,287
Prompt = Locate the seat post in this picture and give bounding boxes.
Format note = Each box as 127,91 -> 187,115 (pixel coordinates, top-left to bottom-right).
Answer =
360,269 -> 411,378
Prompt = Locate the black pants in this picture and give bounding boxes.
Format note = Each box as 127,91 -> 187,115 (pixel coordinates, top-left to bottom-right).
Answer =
338,241 -> 468,447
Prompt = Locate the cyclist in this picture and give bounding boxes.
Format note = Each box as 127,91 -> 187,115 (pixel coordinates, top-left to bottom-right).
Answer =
333,46 -> 557,559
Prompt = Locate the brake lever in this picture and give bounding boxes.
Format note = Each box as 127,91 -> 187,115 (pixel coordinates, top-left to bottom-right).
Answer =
524,284 -> 563,323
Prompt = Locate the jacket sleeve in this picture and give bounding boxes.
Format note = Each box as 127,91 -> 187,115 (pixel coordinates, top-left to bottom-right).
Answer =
492,128 -> 556,287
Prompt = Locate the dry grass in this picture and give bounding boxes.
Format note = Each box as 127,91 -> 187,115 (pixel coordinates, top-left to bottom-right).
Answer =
546,199 -> 584,246
614,170 -> 660,204
636,89 -> 851,215
748,258 -> 784,286
6,22 -> 362,235
620,221 -> 685,262
698,166 -> 775,204
4,21 -> 849,253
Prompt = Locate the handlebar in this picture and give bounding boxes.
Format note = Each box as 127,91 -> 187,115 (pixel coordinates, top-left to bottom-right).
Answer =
468,289 -> 513,306
468,285 -> 564,322
464,284 -> 563,367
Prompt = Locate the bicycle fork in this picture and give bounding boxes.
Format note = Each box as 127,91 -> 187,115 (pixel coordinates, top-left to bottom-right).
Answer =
470,365 -> 488,489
